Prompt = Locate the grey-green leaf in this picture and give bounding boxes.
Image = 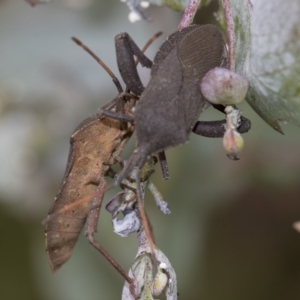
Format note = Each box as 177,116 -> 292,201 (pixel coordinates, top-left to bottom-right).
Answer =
224,0 -> 300,132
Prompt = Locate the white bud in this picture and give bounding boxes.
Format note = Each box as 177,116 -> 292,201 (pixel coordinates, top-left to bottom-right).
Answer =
140,1 -> 150,8
128,11 -> 142,23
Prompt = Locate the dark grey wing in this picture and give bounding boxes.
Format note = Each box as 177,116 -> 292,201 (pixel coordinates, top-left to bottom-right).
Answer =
135,47 -> 188,156
178,24 -> 224,130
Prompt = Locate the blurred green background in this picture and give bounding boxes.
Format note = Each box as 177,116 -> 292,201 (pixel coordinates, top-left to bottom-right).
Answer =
1,0 -> 300,299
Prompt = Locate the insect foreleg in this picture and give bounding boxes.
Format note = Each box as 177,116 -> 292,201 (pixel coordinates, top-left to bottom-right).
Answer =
115,32 -> 152,95
99,109 -> 135,123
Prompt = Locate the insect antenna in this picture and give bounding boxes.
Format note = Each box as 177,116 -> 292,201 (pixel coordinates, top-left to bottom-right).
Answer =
135,31 -> 162,65
72,37 -> 124,93
71,31 -> 163,94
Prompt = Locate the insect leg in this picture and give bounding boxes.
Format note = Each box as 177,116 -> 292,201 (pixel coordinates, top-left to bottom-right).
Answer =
157,151 -> 169,180
211,104 -> 229,114
99,109 -> 134,123
134,167 -> 158,271
192,116 -> 251,137
84,178 -> 133,284
115,32 -> 152,95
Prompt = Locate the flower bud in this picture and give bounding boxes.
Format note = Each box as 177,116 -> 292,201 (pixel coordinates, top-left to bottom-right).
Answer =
200,67 -> 248,105
152,263 -> 168,296
223,128 -> 244,159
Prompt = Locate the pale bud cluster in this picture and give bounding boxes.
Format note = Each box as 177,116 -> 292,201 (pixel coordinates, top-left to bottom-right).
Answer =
120,0 -> 151,23
200,67 -> 249,159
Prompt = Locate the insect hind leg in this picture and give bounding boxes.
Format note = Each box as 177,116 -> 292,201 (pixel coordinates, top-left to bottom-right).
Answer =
84,178 -> 133,284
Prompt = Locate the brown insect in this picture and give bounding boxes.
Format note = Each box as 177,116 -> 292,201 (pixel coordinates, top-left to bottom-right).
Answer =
44,33 -> 161,278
